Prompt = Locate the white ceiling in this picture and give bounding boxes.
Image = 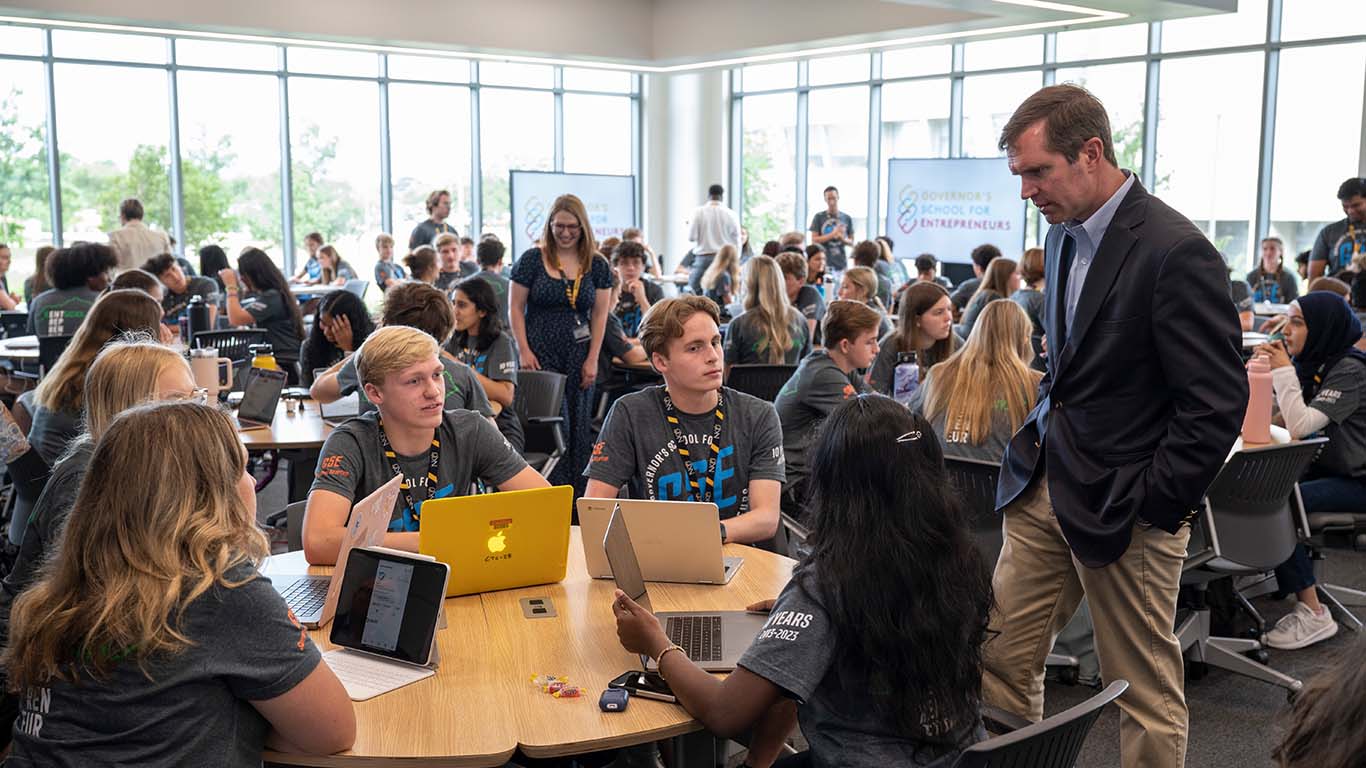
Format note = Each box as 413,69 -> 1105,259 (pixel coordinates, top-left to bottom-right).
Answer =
1,0 -> 1240,69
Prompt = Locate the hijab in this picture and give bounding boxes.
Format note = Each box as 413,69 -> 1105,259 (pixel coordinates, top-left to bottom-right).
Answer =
1291,291 -> 1366,403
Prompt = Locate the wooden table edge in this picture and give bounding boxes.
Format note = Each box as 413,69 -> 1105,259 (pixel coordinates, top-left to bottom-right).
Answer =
263,746 -> 519,767
516,721 -> 703,759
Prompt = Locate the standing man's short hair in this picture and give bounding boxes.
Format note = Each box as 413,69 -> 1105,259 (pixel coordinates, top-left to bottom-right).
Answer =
708,184 -> 724,199
1337,178 -> 1366,201
971,244 -> 1002,271
119,199 -> 144,222
638,296 -> 720,360
997,83 -> 1117,167
823,186 -> 838,196
426,189 -> 450,214
476,239 -> 505,269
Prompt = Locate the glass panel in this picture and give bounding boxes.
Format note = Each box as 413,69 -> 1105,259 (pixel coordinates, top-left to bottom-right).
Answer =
0,25 -> 44,57
961,71 -> 1042,157
288,78 -> 382,270
1054,63 -> 1148,173
741,62 -> 797,92
390,83 -> 473,260
741,92 -> 797,243
1055,23 -> 1148,61
479,88 -> 553,244
808,54 -> 870,86
0,61 -> 53,291
964,35 -> 1042,71
1155,52 -> 1263,270
52,30 -> 166,64
563,67 -> 632,93
880,79 -> 951,228
807,86 -> 869,244
1270,43 -> 1366,263
1162,0 -> 1268,53
177,71 -> 282,261
54,64 -> 170,244
478,61 -> 554,89
387,54 -> 469,83
287,47 -> 378,77
881,45 -> 952,79
563,94 -> 632,176
176,38 -> 278,70
1282,0 -> 1366,41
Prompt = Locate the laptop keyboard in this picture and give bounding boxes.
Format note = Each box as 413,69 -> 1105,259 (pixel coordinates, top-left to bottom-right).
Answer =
280,577 -> 329,617
666,615 -> 723,662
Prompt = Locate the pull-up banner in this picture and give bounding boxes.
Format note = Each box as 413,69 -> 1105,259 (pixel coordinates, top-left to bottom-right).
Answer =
884,158 -> 1026,264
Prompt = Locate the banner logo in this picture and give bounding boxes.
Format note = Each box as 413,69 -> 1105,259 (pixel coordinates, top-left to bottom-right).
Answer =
897,186 -> 919,234
524,197 -> 546,241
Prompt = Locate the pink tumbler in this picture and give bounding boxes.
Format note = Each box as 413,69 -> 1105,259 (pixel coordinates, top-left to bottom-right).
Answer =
1242,354 -> 1273,444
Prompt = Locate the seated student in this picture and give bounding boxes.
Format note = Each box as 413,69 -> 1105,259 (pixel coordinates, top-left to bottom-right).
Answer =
219,247 -> 306,367
317,244 -> 357,286
450,277 -> 526,451
612,396 -> 991,768
915,253 -> 953,289
1249,237 -> 1300,305
1273,633 -> 1366,768
311,282 -> 493,419
1251,293 -> 1366,651
724,255 -> 810,378
434,233 -> 466,292
404,245 -> 439,285
584,296 -> 785,545
949,243 -> 1001,312
1011,248 -> 1047,369
1229,271 -> 1256,331
876,236 -> 908,288
776,250 -> 824,347
773,300 -> 879,517
594,265 -> 648,387
458,237 -> 480,278
142,252 -> 220,328
850,241 -> 892,307
836,266 -> 892,340
869,282 -> 959,397
110,268 -> 163,301
622,227 -> 662,277
1307,276 -> 1350,299
760,240 -> 781,258
199,244 -> 231,294
804,245 -> 827,298
299,290 -> 375,386
612,240 -> 663,338
27,242 -> 117,337
303,326 -> 547,564
471,238 -> 512,326
291,231 -> 325,285
22,245 -> 53,304
956,256 -> 1018,340
911,300 -> 1041,464
3,401 -> 355,762
374,233 -> 406,291
700,244 -> 741,315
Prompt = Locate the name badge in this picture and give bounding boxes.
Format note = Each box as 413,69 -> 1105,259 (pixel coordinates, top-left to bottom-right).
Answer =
571,316 -> 591,344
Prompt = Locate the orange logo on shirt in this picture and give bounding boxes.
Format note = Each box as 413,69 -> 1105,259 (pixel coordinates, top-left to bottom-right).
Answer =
590,441 -> 609,464
286,607 -> 307,651
841,384 -> 856,399
317,455 -> 350,480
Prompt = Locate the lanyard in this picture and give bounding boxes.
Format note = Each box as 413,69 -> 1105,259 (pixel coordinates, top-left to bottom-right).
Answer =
660,390 -> 725,503
377,417 -> 442,517
551,254 -> 584,308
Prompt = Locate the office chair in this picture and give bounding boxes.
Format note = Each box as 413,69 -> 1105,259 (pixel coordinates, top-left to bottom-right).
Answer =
726,364 -> 797,402
515,370 -> 568,478
955,680 -> 1127,767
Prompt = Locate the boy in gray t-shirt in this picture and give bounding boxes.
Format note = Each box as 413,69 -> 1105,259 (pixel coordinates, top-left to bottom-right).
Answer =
334,352 -> 493,418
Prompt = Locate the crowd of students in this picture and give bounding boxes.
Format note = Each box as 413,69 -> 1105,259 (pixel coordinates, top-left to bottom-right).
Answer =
0,178 -> 1361,768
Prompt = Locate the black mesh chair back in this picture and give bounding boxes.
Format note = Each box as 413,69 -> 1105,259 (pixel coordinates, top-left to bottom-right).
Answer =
727,364 -> 798,402
515,370 -> 568,474
945,457 -> 1004,566
38,335 -> 73,374
0,311 -> 27,339
1203,439 -> 1326,570
193,328 -> 268,364
954,680 -> 1127,767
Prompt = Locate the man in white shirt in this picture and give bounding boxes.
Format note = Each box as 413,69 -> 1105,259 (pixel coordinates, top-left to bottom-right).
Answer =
107,198 -> 172,273
687,184 -> 740,262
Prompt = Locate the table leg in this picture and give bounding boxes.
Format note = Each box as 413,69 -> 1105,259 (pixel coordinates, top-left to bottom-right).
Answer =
673,729 -> 720,768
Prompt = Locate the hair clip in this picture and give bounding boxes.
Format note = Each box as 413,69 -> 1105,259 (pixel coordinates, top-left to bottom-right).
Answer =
896,430 -> 922,443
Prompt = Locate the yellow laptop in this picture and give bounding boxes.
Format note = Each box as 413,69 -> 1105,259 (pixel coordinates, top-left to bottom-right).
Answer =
417,485 -> 573,597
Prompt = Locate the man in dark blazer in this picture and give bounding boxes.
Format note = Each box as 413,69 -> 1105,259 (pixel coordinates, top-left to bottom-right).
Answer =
984,85 -> 1246,768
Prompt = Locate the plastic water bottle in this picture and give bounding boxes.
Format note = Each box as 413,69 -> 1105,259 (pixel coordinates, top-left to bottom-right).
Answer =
892,351 -> 919,406
1241,353 -> 1273,444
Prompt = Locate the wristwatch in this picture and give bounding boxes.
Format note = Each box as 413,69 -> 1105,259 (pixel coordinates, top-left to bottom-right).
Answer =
719,522 -> 727,544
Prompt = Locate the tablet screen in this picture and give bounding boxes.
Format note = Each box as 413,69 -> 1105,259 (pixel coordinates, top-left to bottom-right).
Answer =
330,548 -> 448,666
239,367 -> 286,423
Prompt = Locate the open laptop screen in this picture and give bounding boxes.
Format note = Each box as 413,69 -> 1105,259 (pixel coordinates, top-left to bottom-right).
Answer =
604,506 -> 652,613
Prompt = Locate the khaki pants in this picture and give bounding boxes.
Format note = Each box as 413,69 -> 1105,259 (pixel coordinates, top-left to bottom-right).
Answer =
982,479 -> 1191,768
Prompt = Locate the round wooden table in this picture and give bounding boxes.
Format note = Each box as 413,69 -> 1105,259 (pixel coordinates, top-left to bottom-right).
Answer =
238,397 -> 332,450
260,527 -> 796,767
0,335 -> 38,361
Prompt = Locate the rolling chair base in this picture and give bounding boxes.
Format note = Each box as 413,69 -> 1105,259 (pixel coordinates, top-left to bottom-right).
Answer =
1319,584 -> 1365,632
1177,609 -> 1301,695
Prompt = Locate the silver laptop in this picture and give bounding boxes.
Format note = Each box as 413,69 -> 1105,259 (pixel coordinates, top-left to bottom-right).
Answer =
578,498 -> 741,584
320,391 -> 361,427
270,573 -> 331,628
604,505 -> 766,672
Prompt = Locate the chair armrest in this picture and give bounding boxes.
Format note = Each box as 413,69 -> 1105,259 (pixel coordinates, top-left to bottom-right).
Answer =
780,513 -> 809,541
981,704 -> 1031,735
526,416 -> 564,424
263,509 -> 288,527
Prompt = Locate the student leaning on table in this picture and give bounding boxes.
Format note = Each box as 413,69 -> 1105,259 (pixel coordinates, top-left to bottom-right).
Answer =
583,295 -> 785,545
3,401 -> 355,764
302,325 -> 548,565
613,396 -> 992,768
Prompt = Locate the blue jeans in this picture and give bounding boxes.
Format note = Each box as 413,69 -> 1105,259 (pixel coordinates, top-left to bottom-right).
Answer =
1273,475 -> 1366,595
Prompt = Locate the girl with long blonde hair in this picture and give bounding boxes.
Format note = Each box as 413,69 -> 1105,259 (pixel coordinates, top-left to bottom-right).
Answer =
2,401 -> 354,762
958,256 -> 1020,339
917,299 -> 1042,463
723,255 -> 810,376
701,244 -> 741,311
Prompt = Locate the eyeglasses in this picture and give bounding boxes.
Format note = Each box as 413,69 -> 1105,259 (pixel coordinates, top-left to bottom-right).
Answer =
168,387 -> 210,405
552,223 -> 582,233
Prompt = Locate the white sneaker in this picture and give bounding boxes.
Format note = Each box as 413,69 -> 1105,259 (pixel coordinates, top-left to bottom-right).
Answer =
1263,602 -> 1338,650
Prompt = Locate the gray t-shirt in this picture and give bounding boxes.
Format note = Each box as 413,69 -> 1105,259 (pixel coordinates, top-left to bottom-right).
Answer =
949,277 -> 980,311
335,353 -> 493,418
809,211 -> 854,271
737,574 -> 983,768
161,276 -> 221,323
584,385 -> 785,519
240,288 -> 301,360
26,287 -> 99,337
26,404 -> 81,467
375,260 -> 406,288
471,269 -> 513,327
773,351 -> 868,492
909,372 -> 1015,465
792,285 -> 826,346
1011,288 -> 1046,361
1310,218 -> 1365,277
408,219 -> 458,250
6,563 -> 320,768
1245,268 -> 1298,305
310,409 -> 528,532
1308,356 -> 1366,479
448,332 -> 525,452
724,308 -> 811,367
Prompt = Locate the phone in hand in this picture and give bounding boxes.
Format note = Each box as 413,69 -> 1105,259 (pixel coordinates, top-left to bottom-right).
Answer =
608,670 -> 676,703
